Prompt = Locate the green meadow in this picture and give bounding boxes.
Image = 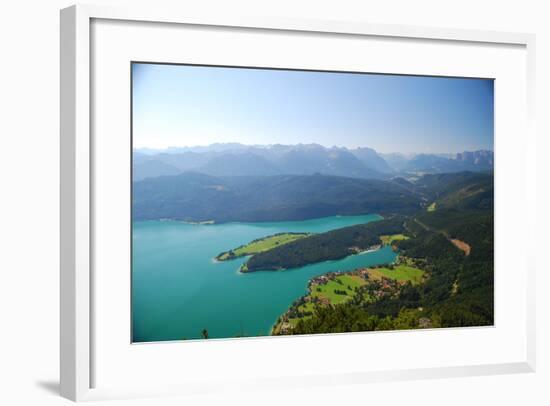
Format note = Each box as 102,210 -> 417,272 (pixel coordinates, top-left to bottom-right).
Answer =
380,234 -> 409,245
311,274 -> 367,305
368,264 -> 425,285
216,232 -> 312,261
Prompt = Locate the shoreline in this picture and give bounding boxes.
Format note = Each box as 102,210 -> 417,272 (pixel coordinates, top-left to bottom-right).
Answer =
270,267 -> 371,335
241,244 -> 384,274
215,232 -> 314,263
158,218 -> 215,225
271,253 -> 411,335
136,213 -> 383,227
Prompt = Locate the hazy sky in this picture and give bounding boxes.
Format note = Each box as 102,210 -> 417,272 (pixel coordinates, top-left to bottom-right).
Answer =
132,63 -> 494,154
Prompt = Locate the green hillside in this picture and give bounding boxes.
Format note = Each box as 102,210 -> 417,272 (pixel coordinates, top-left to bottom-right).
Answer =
243,216 -> 406,272
272,172 -> 493,335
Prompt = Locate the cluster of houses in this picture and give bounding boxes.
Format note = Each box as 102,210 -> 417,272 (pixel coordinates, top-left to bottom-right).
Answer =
370,278 -> 399,299
349,244 -> 382,254
274,321 -> 294,335
274,260 -> 421,334
304,267 -> 403,303
307,268 -> 367,289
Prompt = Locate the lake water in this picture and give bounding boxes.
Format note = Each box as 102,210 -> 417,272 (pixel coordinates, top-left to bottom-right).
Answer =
132,214 -> 397,342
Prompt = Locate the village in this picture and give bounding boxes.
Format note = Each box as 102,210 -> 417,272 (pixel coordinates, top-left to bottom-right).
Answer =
272,256 -> 426,335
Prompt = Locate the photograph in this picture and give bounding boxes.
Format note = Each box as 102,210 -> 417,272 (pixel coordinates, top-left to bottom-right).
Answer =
131,62 -> 494,342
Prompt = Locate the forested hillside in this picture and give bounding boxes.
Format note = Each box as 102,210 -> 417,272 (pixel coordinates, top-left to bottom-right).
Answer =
132,173 -> 422,222
133,170 -> 493,225
274,172 -> 494,334
244,216 -> 405,272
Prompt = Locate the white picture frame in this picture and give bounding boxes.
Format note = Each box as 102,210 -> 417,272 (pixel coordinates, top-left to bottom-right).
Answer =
60,3 -> 537,402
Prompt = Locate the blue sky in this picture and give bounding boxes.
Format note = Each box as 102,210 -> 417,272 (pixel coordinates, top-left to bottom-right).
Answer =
132,63 -> 494,154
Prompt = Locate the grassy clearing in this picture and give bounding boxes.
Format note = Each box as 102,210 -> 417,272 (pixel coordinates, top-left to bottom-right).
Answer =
286,275 -> 367,327
367,264 -> 425,285
289,302 -> 316,326
380,234 -> 409,245
217,232 -> 312,260
278,260 -> 426,332
311,274 -> 366,305
427,202 -> 437,212
297,301 -> 316,313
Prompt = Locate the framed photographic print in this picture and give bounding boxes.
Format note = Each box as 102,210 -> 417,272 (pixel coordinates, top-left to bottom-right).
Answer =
60,4 -> 537,402
130,62 -> 495,342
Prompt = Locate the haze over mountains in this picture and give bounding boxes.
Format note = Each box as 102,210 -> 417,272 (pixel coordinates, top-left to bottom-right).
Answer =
132,169 -> 493,223
133,143 -> 493,181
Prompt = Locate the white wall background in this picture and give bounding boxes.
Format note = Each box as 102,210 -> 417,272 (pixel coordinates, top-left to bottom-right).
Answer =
0,0 -> 547,405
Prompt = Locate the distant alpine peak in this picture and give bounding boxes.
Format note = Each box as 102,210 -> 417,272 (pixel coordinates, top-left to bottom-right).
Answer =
455,150 -> 494,165
132,144 -> 494,182
455,149 -> 493,158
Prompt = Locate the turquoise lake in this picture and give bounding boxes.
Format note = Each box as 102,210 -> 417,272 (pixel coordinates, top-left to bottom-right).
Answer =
132,214 -> 398,342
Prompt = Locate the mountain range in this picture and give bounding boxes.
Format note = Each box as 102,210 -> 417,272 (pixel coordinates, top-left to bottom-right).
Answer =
132,171 -> 493,223
133,143 -> 493,181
